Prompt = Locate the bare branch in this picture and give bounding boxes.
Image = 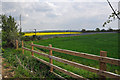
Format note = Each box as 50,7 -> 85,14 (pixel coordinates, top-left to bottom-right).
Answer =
107,0 -> 120,20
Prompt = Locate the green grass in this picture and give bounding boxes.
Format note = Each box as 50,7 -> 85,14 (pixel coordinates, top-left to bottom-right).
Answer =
23,33 -> 119,79
4,33 -> 118,79
2,48 -> 60,79
34,33 -> 119,59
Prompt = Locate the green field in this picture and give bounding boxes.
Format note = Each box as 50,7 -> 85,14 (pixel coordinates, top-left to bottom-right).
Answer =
23,33 -> 119,79
3,33 -> 119,79
34,33 -> 119,58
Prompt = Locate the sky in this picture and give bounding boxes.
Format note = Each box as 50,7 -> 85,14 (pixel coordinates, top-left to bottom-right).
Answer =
1,0 -> 119,32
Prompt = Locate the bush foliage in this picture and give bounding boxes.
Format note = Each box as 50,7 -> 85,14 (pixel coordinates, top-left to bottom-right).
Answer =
0,15 -> 20,48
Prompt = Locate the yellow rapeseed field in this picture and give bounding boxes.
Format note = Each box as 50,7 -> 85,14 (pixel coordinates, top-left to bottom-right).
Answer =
24,32 -> 81,36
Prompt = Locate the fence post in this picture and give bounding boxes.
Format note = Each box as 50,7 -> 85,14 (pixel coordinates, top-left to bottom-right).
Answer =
31,42 -> 34,56
49,44 -> 53,72
16,40 -> 18,49
99,51 -> 107,80
22,40 -> 24,54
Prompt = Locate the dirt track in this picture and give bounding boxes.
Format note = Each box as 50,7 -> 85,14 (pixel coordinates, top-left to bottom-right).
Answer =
2,58 -> 15,78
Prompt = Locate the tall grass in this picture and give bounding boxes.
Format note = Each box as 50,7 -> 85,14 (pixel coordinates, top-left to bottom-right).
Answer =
2,48 -> 59,79
28,33 -> 119,79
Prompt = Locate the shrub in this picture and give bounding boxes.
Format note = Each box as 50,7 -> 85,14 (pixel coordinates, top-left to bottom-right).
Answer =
1,15 -> 20,48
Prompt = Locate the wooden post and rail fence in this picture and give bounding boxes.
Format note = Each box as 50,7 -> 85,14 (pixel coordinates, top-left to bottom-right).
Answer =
16,40 -> 120,80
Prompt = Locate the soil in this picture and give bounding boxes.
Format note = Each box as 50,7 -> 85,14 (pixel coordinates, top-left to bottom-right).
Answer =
2,58 -> 15,78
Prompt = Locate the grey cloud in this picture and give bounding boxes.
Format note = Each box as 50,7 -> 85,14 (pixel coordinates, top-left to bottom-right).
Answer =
32,2 -> 54,12
2,2 -> 118,31
46,12 -> 58,17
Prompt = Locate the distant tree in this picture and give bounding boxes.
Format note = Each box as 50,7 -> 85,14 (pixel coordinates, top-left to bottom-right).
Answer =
81,29 -> 86,32
95,28 -> 100,32
101,29 -> 106,32
108,27 -> 113,32
0,15 -> 20,47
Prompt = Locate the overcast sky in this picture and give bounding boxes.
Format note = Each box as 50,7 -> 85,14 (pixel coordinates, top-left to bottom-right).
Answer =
1,0 -> 119,32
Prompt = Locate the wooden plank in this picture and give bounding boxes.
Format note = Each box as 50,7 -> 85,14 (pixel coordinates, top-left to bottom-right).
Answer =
16,40 -> 18,49
49,44 -> 53,72
31,42 -> 34,56
52,72 -> 67,80
23,47 -> 31,52
49,55 -> 120,78
23,47 -> 49,58
31,44 -> 120,66
31,44 -> 49,50
22,41 -> 24,54
99,51 -> 107,80
23,47 -> 120,79
32,56 -> 88,80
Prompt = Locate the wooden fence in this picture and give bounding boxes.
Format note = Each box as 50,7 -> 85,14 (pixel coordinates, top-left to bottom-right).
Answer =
16,40 -> 120,80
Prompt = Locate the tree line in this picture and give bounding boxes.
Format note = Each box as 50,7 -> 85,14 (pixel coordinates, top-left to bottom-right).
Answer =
81,28 -> 120,33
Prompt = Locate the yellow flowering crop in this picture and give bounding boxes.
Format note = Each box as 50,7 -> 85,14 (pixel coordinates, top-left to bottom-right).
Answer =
24,32 -> 81,36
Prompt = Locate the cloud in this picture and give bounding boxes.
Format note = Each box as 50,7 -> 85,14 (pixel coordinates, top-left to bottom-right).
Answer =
2,0 -> 39,2
2,0 -> 119,2
2,2 -> 118,31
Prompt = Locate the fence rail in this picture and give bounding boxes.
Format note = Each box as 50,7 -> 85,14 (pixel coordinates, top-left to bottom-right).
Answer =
32,56 -> 87,79
18,40 -> 120,79
23,47 -> 120,79
30,44 -> 120,66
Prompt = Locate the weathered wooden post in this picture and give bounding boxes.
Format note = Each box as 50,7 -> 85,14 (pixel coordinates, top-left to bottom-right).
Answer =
31,42 -> 34,56
99,51 -> 107,80
49,44 -> 53,72
16,40 -> 18,49
22,40 -> 24,54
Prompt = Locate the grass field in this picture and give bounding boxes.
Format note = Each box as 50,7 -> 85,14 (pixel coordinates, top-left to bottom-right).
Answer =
34,33 -> 119,58
24,32 -> 81,36
2,48 -> 60,79
23,33 -> 119,79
